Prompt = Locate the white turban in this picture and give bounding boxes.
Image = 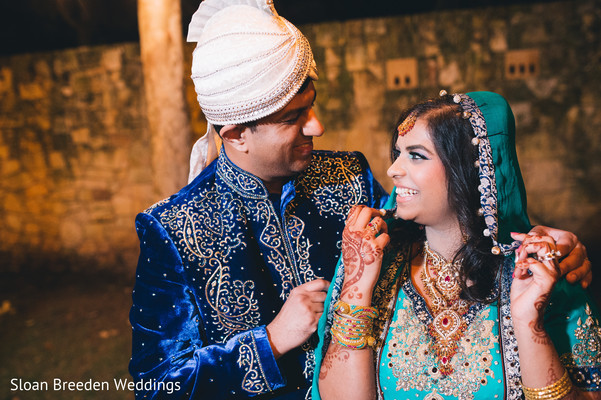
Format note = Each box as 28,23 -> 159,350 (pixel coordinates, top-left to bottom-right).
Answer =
187,0 -> 318,181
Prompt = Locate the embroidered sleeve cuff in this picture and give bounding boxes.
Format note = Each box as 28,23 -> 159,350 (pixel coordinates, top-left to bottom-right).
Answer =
237,327 -> 286,395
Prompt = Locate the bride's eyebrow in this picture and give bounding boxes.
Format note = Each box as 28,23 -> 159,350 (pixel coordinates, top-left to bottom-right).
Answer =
406,144 -> 433,154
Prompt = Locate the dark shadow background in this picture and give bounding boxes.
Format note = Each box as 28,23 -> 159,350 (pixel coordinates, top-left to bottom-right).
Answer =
0,0 -> 565,56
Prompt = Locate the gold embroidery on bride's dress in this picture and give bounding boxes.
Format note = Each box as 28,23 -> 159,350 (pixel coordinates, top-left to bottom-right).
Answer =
421,241 -> 471,376
571,304 -> 601,366
561,303 -> 601,386
372,250 -> 408,348
385,297 -> 497,400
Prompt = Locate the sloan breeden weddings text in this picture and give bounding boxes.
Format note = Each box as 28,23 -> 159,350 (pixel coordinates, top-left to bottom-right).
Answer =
10,377 -> 181,394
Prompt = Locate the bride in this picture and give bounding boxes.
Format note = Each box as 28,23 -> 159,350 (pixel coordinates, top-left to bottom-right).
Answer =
314,91 -> 601,400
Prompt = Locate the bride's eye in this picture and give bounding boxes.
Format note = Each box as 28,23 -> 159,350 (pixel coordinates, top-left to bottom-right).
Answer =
409,151 -> 428,160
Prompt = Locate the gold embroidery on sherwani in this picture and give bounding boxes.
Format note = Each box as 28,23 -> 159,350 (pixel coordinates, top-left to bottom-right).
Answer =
295,154 -> 366,218
153,152 -> 375,392
160,191 -> 261,341
238,331 -> 272,394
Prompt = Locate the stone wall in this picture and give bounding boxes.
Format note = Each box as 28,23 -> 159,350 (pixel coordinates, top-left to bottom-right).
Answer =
1,0 -> 599,273
0,44 -> 154,273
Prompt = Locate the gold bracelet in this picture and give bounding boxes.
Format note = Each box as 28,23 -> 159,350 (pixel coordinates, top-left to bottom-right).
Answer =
334,300 -> 379,320
330,306 -> 376,349
331,325 -> 376,349
521,369 -> 573,400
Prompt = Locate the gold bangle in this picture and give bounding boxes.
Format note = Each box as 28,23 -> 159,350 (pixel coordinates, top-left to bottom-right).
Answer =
331,327 -> 376,349
334,300 -> 379,320
330,308 -> 376,349
521,369 -> 573,400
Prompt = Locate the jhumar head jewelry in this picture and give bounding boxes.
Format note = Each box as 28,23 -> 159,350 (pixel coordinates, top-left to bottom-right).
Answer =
397,111 -> 418,136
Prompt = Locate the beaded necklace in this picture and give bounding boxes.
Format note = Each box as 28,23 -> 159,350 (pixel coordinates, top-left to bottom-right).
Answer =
420,241 -> 471,376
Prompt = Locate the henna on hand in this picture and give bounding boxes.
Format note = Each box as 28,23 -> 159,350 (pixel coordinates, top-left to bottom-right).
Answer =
341,228 -> 366,299
345,205 -> 361,225
341,206 -> 384,300
341,232 -> 384,298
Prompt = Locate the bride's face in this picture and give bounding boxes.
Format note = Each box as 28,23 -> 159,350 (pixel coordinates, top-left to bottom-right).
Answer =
387,118 -> 456,229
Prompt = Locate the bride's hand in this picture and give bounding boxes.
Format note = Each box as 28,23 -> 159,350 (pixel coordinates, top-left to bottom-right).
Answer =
510,234 -> 561,328
340,205 -> 390,305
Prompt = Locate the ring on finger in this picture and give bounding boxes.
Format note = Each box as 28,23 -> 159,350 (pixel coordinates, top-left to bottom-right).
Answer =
367,221 -> 378,233
540,250 -> 557,262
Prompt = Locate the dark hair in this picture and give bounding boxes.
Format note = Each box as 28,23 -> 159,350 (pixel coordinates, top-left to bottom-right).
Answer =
389,94 -> 503,303
213,120 -> 258,137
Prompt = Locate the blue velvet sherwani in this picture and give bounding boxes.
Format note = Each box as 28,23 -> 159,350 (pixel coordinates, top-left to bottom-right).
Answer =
129,150 -> 387,399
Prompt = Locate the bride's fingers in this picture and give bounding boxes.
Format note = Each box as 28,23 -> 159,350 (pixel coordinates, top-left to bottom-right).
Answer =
521,240 -> 558,262
345,205 -> 370,231
518,235 -> 558,257
369,216 -> 388,234
347,206 -> 390,238
374,232 -> 390,249
513,259 -> 532,279
365,216 -> 384,234
346,205 -> 362,225
515,258 -> 550,281
351,206 -> 380,231
519,241 -> 561,277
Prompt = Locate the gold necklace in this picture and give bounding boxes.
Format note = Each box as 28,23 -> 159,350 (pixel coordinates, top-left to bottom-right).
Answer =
420,241 -> 470,376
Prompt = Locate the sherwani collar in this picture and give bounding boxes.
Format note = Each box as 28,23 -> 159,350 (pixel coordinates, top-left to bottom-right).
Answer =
215,149 -> 299,203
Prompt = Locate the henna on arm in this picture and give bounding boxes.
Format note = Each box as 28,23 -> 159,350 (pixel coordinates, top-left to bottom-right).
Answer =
547,364 -> 559,385
529,293 -> 552,345
319,342 -> 350,380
